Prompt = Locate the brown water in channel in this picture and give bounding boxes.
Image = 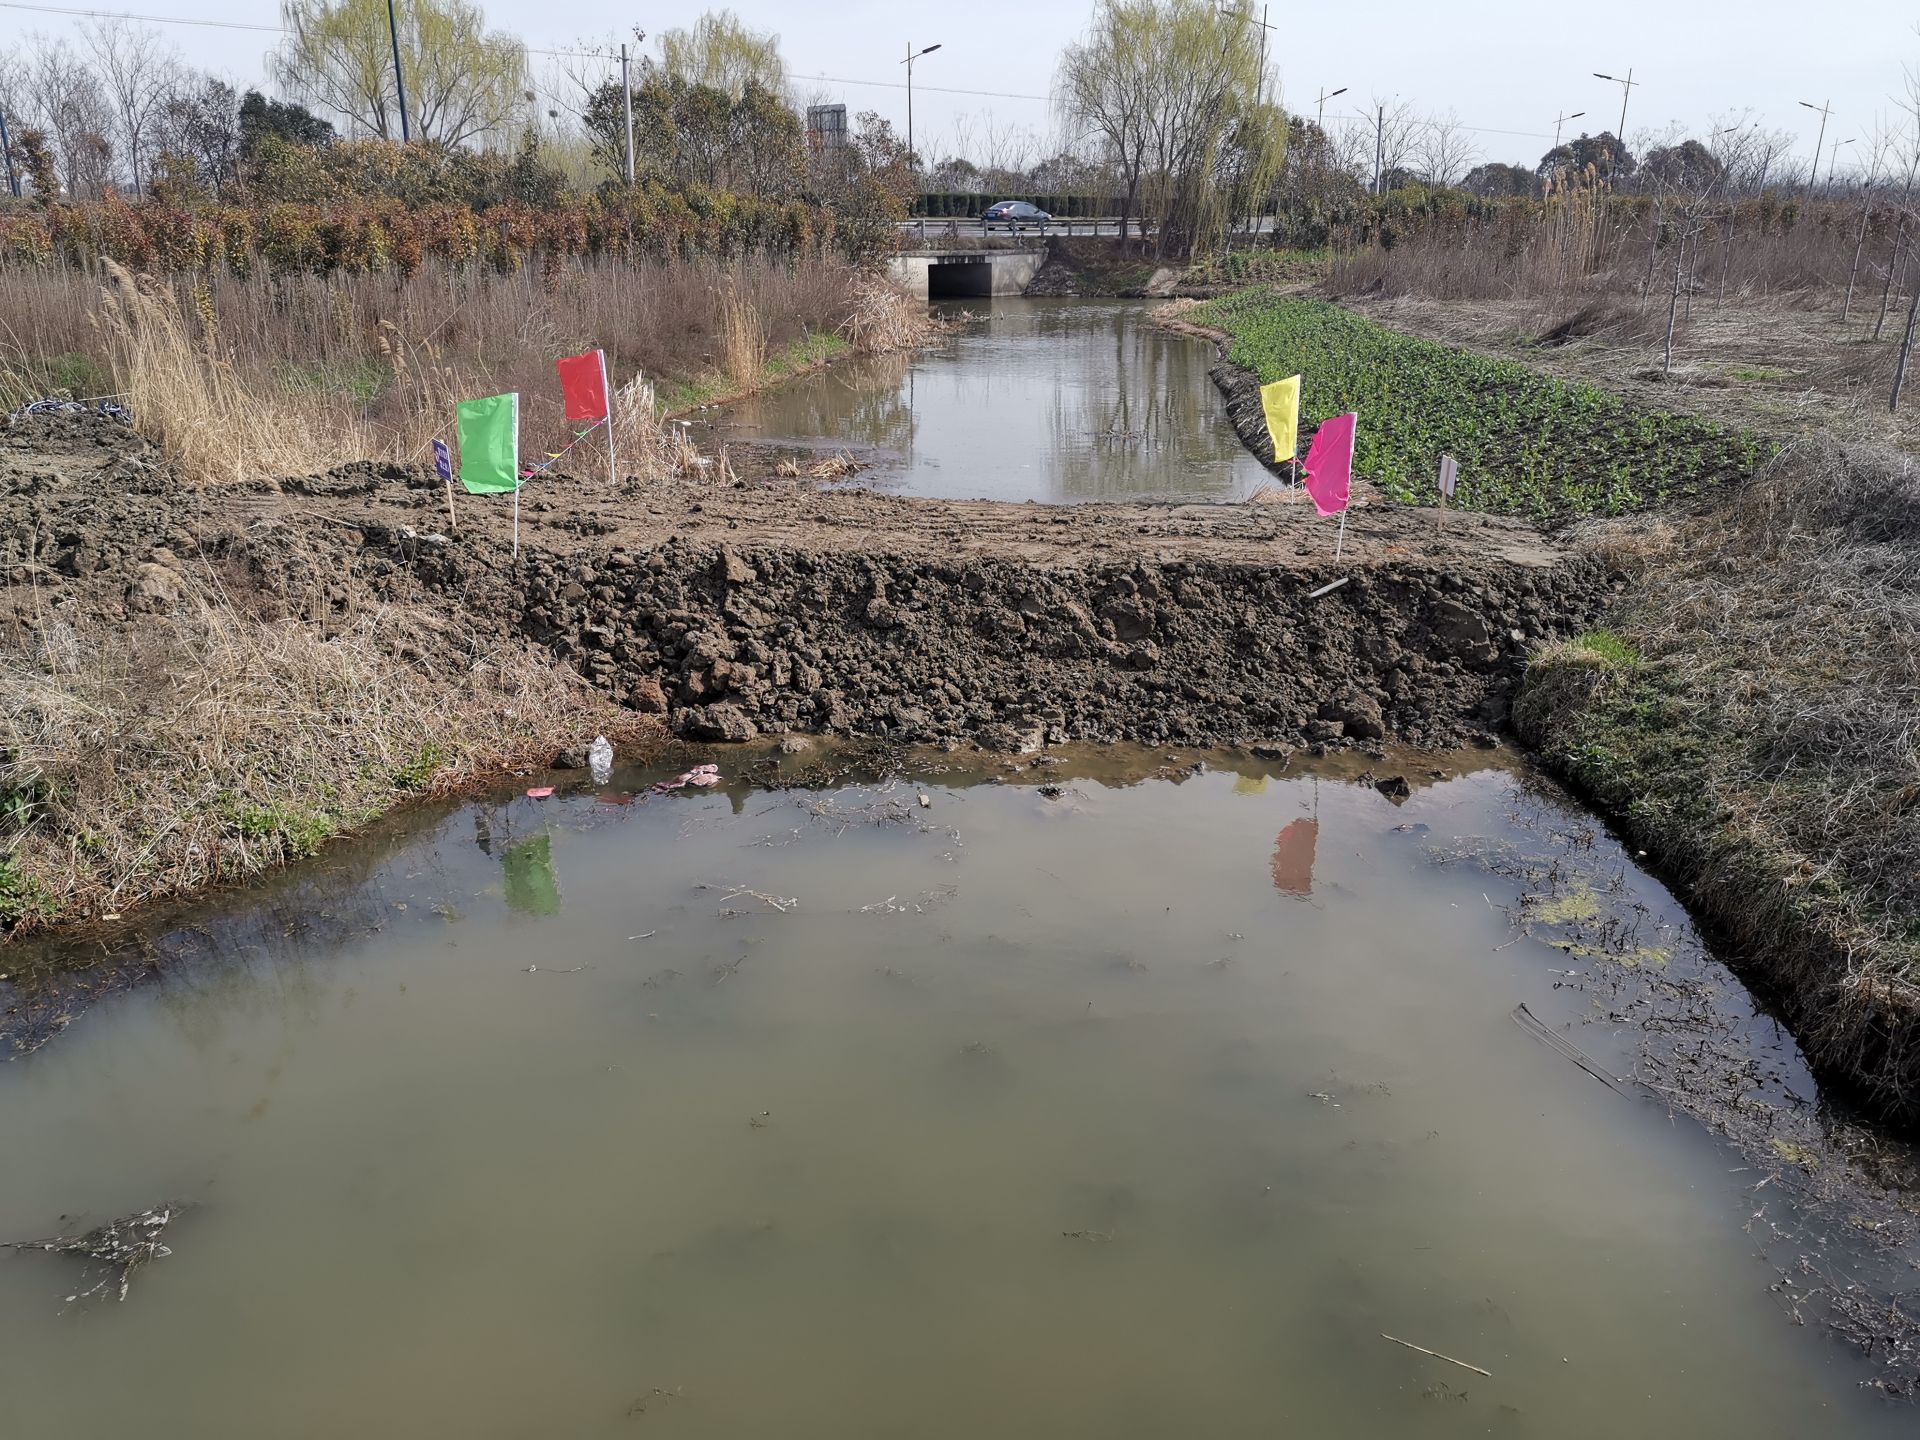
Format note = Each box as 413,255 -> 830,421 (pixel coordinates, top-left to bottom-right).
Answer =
0,747 -> 1911,1436
710,298 -> 1271,504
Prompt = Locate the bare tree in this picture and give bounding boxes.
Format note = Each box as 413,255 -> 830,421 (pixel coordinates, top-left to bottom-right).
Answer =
22,35 -> 116,198
1415,109 -> 1478,186
152,74 -> 242,200
82,17 -> 180,195
1368,96 -> 1420,193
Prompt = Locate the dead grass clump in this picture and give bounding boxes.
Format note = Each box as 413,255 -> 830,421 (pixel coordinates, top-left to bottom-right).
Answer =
0,575 -> 646,932
840,277 -> 933,354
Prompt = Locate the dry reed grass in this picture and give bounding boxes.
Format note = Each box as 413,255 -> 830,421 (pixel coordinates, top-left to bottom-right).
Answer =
0,571 -> 648,930
720,284 -> 768,390
92,260 -> 377,484
1,254 -> 881,486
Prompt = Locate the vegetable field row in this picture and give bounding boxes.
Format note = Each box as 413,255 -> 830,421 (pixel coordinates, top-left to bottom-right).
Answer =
1192,291 -> 1774,521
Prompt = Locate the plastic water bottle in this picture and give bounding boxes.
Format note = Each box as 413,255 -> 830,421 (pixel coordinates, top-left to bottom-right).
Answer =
588,735 -> 614,785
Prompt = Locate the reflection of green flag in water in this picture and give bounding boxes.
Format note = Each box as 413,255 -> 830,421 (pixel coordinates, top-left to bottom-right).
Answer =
502,834 -> 561,916
456,393 -> 520,494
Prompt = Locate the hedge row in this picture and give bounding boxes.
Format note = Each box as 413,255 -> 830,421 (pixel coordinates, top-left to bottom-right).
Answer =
0,187 -> 850,276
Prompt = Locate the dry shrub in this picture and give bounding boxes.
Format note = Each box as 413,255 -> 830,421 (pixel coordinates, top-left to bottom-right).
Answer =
0,575 -> 646,929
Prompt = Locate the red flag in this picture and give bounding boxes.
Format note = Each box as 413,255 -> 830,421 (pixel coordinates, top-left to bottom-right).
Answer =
555,349 -> 610,422
1302,412 -> 1356,517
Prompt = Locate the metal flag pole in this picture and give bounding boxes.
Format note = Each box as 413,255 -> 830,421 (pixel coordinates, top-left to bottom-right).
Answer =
601,351 -> 619,494
1333,507 -> 1348,561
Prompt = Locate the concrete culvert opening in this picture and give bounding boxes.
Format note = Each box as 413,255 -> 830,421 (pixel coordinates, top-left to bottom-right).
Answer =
927,259 -> 994,299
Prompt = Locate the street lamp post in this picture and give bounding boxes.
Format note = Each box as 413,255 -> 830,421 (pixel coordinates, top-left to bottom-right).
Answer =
1553,110 -> 1585,151
385,0 -> 412,142
1217,5 -> 1274,101
1315,86 -> 1347,131
1798,99 -> 1832,200
902,43 -> 942,182
1827,136 -> 1857,190
1592,69 -> 1636,143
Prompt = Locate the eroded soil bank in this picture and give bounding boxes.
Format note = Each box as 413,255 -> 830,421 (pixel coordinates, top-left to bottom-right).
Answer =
2,410 -> 1598,759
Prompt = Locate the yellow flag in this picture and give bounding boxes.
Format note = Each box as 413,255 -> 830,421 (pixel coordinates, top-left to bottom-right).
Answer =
1259,374 -> 1300,463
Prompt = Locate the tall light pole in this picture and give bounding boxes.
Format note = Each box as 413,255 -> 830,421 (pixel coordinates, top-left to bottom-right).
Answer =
1315,86 -> 1347,131
619,43 -> 635,183
1799,99 -> 1833,199
901,43 -> 941,181
1826,136 -> 1857,190
385,0 -> 411,142
1592,69 -> 1636,143
1553,110 -> 1585,150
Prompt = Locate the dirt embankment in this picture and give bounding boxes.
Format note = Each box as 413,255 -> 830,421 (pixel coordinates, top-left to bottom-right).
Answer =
1,412 -> 1599,759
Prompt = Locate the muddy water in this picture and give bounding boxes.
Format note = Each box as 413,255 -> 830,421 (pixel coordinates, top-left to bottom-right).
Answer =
0,748 -> 1908,1437
712,299 -> 1270,503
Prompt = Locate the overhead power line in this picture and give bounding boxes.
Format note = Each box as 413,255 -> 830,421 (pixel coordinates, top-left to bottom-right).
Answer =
0,0 -> 278,30
0,3 -> 1053,101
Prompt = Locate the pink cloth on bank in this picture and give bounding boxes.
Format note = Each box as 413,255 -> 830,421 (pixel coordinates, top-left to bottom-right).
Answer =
1302,412 -> 1356,517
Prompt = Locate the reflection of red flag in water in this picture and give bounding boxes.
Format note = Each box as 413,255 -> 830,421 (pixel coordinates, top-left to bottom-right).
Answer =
1302,412 -> 1356,517
1271,819 -> 1318,896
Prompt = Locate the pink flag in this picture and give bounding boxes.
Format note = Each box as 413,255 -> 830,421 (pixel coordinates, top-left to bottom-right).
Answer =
1302,412 -> 1356,517
555,349 -> 610,422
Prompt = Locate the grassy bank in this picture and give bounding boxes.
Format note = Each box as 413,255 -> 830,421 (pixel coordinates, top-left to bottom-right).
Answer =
1189,289 -> 1772,521
0,565 -> 659,936
1514,439 -> 1920,1120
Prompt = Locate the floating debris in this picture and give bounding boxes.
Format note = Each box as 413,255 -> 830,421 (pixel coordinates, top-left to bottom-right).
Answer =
3,1203 -> 186,1304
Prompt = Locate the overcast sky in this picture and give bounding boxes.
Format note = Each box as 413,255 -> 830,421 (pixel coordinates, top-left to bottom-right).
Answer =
3,0 -> 1914,175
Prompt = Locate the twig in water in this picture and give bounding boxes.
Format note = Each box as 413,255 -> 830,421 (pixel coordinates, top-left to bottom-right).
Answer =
628,931 -> 657,941
700,884 -> 797,914
1379,1333 -> 1492,1377
1510,1002 -> 1634,1096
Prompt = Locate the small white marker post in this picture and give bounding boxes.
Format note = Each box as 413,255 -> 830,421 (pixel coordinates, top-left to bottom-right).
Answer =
1333,507 -> 1348,561
1438,453 -> 1457,531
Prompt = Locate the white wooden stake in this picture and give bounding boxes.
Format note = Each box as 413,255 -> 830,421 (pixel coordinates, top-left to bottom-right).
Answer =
511,479 -> 520,561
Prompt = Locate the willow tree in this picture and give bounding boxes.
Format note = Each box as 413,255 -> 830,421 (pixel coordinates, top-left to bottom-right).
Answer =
658,10 -> 787,101
273,0 -> 526,146
1056,0 -> 1284,256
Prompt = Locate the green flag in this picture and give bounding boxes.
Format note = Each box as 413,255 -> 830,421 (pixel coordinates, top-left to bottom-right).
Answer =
457,393 -> 520,494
